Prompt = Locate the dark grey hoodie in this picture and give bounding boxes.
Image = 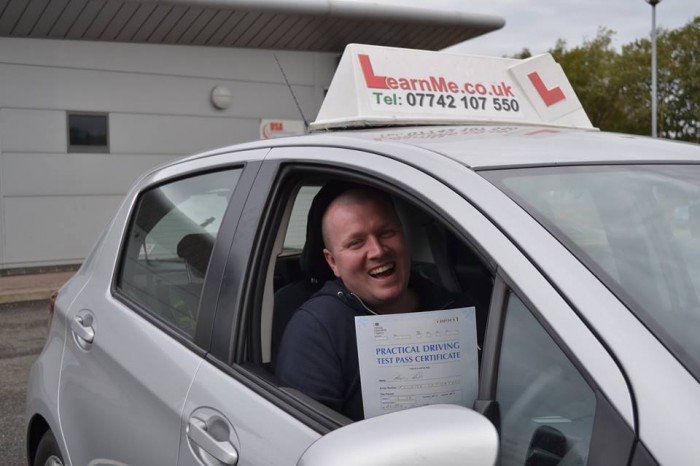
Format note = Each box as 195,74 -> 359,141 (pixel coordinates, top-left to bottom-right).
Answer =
275,274 -> 469,421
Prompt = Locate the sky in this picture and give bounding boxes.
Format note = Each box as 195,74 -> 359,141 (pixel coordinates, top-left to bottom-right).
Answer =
365,0 -> 700,57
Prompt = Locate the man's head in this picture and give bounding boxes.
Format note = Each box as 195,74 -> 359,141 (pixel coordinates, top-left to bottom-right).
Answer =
321,188 -> 412,314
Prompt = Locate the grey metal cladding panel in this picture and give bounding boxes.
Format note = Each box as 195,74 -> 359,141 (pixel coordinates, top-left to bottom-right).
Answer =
101,1 -> 139,40
46,0 -> 87,37
65,0 -> 104,38
243,13 -> 285,48
269,15 -> 313,49
308,17 -> 343,50
191,9 -> 231,45
254,14 -> 300,49
221,10 -> 264,46
311,16 -> 354,50
387,24 -> 432,49
147,5 -> 189,43
0,1 -> 503,51
175,8 -> 217,44
367,23 -> 407,48
401,25 -> 435,50
10,0 -> 49,36
285,16 -> 323,49
297,17 -> 345,51
115,2 -> 156,41
0,0 -> 29,34
431,27 -> 477,50
353,21 -> 397,47
424,26 -> 458,51
25,0 -> 71,36
203,10 -> 244,45
130,4 -> 171,42
230,10 -> 275,46
82,0 -> 120,39
163,6 -> 204,43
381,24 -> 423,50
339,20 -> 375,48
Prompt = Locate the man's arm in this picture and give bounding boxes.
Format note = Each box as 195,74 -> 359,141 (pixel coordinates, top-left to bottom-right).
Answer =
275,308 -> 346,412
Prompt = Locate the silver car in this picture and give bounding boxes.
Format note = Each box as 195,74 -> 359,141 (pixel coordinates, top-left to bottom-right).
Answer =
26,46 -> 700,466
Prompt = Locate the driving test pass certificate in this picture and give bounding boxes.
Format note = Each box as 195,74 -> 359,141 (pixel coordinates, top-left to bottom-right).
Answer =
355,307 -> 478,419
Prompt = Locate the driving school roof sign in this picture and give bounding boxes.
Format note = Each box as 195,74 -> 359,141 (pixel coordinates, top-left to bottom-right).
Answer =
310,44 -> 594,131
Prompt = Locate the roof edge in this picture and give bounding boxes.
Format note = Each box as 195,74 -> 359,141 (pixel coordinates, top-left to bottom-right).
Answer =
135,0 -> 505,29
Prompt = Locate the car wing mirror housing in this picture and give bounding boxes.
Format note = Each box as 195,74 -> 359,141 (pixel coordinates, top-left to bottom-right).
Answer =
297,404 -> 498,466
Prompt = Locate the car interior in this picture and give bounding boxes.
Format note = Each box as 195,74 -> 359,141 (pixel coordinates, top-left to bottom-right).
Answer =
255,175 -> 495,380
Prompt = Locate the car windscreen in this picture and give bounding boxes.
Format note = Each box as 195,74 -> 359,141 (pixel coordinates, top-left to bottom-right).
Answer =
483,164 -> 700,381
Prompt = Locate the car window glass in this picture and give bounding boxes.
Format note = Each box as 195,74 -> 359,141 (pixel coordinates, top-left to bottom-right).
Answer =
485,165 -> 700,380
283,185 -> 320,252
118,169 -> 241,336
497,292 -> 596,466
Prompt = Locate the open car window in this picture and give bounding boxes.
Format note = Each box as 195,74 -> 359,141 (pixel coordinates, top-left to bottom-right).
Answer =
248,174 -> 494,422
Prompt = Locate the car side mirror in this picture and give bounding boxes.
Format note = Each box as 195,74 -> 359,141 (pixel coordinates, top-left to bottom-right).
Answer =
297,404 -> 498,466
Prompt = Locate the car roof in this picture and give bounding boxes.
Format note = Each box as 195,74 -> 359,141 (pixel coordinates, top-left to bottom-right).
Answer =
186,124 -> 700,171
333,125 -> 700,169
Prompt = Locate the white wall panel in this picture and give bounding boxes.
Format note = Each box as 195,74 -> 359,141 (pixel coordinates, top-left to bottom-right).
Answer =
0,109 -> 66,153
2,195 -> 124,265
0,37 -> 337,85
0,38 -> 337,269
110,114 -> 260,155
0,63 -> 319,119
1,153 -> 179,197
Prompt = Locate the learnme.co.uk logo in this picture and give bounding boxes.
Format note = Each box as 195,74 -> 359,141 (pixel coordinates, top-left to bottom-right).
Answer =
357,53 -> 566,107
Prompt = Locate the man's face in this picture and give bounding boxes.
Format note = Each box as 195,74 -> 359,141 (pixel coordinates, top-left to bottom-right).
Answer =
322,194 -> 411,312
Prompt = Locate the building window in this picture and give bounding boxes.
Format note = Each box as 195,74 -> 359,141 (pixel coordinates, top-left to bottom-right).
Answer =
67,112 -> 109,153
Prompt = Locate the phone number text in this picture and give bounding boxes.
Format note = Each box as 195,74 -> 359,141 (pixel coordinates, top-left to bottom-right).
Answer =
372,92 -> 520,112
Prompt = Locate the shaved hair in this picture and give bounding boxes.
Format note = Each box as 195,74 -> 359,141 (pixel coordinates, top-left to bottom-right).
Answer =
321,187 -> 400,251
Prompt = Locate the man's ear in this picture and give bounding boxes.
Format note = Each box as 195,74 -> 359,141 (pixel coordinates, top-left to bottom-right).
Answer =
323,248 -> 341,277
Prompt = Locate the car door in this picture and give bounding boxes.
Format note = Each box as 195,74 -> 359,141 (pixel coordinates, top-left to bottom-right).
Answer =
178,144 -> 636,465
57,155 -> 261,466
179,145 -> 631,465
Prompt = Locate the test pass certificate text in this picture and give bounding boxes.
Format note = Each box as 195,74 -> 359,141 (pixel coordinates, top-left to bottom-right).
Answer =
355,307 -> 478,419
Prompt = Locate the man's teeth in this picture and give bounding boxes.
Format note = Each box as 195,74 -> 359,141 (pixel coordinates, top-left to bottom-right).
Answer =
369,264 -> 394,276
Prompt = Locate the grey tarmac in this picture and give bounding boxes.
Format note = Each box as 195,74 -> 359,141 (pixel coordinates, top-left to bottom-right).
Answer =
0,300 -> 48,465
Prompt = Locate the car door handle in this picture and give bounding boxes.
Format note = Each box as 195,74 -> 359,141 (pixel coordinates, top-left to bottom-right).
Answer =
71,315 -> 95,344
187,417 -> 239,465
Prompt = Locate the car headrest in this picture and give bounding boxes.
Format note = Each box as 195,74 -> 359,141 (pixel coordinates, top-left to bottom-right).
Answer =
177,233 -> 214,277
300,181 -> 363,283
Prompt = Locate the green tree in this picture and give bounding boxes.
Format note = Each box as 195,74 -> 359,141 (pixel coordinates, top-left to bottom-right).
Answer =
616,16 -> 699,141
660,16 -> 699,141
510,48 -> 532,59
549,28 -> 625,131
610,36 -> 650,135
541,17 -> 699,142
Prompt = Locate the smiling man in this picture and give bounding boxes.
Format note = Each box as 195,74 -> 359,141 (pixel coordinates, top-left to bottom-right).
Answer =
321,188 -> 416,315
275,184 -> 461,420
